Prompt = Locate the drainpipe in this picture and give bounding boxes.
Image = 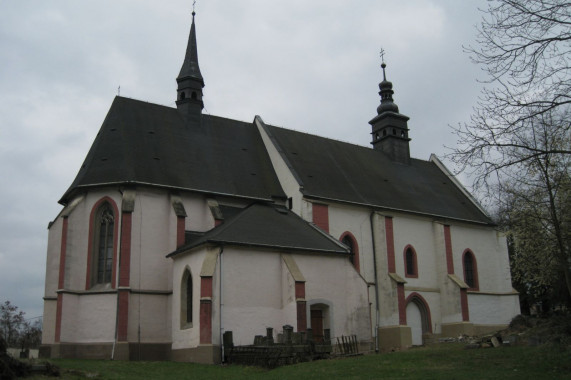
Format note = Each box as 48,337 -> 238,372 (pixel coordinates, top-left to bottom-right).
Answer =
370,211 -> 380,353
219,246 -> 224,362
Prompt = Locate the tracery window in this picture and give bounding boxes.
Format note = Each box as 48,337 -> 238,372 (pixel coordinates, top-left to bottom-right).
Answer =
94,203 -> 115,285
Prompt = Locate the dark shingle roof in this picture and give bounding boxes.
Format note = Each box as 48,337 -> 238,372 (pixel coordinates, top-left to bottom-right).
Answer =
168,203 -> 349,256
262,124 -> 492,224
60,96 -> 286,204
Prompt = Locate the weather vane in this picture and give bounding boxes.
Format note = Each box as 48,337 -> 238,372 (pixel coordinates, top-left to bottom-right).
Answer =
192,0 -> 196,14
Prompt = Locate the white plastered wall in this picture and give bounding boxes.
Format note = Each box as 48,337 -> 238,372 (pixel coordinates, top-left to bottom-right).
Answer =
293,253 -> 371,341
218,248 -> 290,346
450,224 -> 514,293
171,247 -> 208,350
255,117 -> 303,215
172,246 -> 371,349
393,214 -> 440,289
450,223 -> 520,324
59,293 -> 116,343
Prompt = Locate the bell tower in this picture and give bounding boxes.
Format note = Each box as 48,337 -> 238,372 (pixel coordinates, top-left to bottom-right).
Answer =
176,10 -> 204,125
369,58 -> 411,164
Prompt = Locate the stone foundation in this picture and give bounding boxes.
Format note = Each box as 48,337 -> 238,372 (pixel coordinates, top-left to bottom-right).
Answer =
39,342 -> 172,361
441,322 -> 474,337
377,325 -> 412,352
171,344 -> 221,364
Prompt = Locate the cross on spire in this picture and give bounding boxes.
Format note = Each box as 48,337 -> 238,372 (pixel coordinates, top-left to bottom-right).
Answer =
379,49 -> 387,81
192,0 -> 196,16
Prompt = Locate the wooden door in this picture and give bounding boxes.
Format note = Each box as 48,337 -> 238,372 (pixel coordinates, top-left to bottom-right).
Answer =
310,309 -> 324,342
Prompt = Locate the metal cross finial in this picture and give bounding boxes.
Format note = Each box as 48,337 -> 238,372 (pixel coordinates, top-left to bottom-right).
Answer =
379,49 -> 387,81
379,48 -> 385,64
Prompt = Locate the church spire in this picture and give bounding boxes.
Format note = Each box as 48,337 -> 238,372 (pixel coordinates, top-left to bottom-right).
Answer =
176,9 -> 204,125
369,55 -> 411,164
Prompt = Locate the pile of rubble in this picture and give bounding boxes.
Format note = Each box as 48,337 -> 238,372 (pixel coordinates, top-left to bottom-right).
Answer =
436,314 -> 571,350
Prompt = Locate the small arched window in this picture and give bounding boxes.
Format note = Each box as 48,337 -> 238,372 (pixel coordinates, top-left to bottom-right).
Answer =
191,91 -> 197,100
340,232 -> 360,272
94,202 -> 115,285
463,250 -> 479,290
180,92 -> 186,100
404,245 -> 418,278
181,268 -> 193,329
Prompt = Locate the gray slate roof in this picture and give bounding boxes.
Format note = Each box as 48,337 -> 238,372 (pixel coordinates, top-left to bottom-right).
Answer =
262,124 -> 492,225
168,203 -> 349,256
60,96 -> 286,204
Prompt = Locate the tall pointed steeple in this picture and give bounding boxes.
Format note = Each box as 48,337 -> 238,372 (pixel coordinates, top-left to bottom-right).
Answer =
369,59 -> 411,164
176,10 -> 204,125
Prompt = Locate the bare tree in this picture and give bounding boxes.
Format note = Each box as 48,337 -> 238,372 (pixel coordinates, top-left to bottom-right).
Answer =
451,0 -> 571,188
496,116 -> 571,307
448,1 -> 571,304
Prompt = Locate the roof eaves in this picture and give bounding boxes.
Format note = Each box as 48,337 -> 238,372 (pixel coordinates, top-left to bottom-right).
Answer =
302,194 -> 495,226
60,181 -> 276,206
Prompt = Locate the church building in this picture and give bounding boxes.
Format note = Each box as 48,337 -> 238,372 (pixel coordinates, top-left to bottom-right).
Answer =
40,11 -> 520,363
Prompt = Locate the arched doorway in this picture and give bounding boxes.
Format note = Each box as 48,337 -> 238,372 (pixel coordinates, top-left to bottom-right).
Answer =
405,294 -> 432,346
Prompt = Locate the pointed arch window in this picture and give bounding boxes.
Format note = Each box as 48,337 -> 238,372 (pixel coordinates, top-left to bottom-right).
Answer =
462,249 -> 479,290
404,245 -> 418,278
340,232 -> 360,272
94,202 -> 115,285
181,268 -> 193,329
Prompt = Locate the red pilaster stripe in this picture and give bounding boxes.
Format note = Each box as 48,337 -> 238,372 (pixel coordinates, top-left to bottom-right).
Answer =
295,281 -> 306,332
200,277 -> 213,298
200,276 -> 213,344
460,288 -> 470,321
117,290 -> 129,341
54,294 -> 63,343
116,211 -> 132,341
199,301 -> 212,344
55,217 -> 69,343
444,225 -> 454,274
312,203 -> 329,233
296,301 -> 307,332
397,284 -> 407,325
177,216 -> 186,248
119,212 -> 132,287
295,281 -> 305,299
385,216 -> 396,273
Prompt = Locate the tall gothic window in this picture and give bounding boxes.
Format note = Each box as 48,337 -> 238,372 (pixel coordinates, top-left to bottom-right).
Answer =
94,203 -> 115,284
463,250 -> 478,290
342,235 -> 355,266
340,232 -> 360,271
404,246 -> 418,278
181,268 -> 193,329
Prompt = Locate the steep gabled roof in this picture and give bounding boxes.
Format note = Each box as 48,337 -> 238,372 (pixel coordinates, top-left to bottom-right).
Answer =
168,203 -> 349,256
261,123 -> 492,225
60,96 -> 286,204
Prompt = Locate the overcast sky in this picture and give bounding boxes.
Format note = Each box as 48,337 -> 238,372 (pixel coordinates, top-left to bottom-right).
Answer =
0,0 -> 488,321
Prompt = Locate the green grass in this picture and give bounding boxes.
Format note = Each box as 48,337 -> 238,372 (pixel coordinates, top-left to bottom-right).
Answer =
28,344 -> 571,380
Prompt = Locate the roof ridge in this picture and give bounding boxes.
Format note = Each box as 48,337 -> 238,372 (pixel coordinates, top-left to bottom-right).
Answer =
264,122 -> 430,163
